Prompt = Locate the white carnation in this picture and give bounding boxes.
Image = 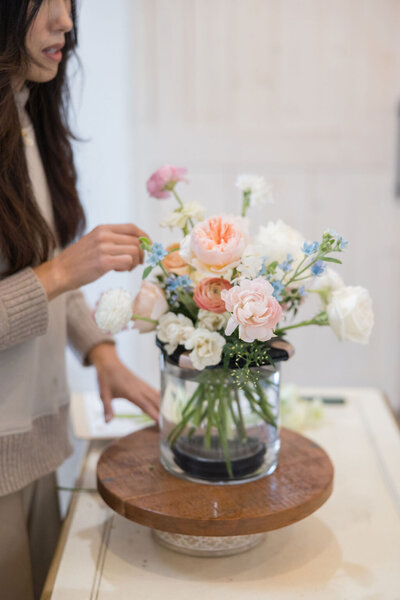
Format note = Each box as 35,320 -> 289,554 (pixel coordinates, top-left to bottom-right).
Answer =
157,312 -> 195,354
95,289 -> 133,334
197,309 -> 229,332
256,219 -> 305,268
236,174 -> 273,207
236,243 -> 267,279
327,286 -> 374,344
160,201 -> 205,230
184,328 -> 225,370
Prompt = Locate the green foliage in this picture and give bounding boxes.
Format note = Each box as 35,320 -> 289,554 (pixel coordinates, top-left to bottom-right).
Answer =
222,337 -> 274,388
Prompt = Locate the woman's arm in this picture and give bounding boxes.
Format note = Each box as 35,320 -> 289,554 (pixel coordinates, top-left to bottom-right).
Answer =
88,343 -> 160,422
66,289 -> 114,365
0,268 -> 48,350
34,223 -> 146,300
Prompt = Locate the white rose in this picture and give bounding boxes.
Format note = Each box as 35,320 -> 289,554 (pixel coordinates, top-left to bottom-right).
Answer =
160,201 -> 205,229
197,309 -> 229,332
256,220 -> 305,268
236,174 -> 273,207
327,286 -> 374,344
184,328 -> 225,370
157,312 -> 195,354
236,243 -> 267,279
95,289 -> 132,334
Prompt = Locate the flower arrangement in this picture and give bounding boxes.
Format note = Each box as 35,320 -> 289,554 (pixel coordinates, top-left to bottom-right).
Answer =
95,165 -> 374,480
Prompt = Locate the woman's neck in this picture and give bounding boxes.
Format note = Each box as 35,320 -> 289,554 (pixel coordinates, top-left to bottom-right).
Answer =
11,76 -> 26,93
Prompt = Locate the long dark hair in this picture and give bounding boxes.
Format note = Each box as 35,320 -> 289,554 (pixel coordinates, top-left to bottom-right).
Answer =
0,0 -> 86,275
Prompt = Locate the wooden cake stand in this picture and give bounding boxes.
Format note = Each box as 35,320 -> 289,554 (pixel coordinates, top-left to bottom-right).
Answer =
97,427 -> 334,556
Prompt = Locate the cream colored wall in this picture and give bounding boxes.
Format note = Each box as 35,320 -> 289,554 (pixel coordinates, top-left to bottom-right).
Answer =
129,0 -> 400,408
68,0 -> 400,410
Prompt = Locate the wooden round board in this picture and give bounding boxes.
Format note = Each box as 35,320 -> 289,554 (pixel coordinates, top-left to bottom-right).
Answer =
97,427 -> 334,537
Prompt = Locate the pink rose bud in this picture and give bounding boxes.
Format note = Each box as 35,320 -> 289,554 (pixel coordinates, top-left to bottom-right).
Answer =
146,165 -> 188,199
221,277 -> 282,342
194,277 -> 232,314
132,281 -> 169,333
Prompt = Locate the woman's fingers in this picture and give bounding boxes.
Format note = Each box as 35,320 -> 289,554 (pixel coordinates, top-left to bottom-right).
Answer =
98,223 -> 151,241
100,390 -> 114,423
127,384 -> 160,422
107,254 -> 136,272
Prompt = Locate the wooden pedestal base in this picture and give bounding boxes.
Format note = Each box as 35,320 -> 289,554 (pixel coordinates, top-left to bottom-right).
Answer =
97,426 -> 333,556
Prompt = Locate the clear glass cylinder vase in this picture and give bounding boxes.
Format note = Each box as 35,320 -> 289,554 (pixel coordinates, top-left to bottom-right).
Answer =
159,353 -> 281,485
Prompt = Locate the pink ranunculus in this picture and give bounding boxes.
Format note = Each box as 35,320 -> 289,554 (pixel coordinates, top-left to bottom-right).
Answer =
194,277 -> 232,314
146,165 -> 188,199
132,281 -> 169,333
190,215 -> 249,274
221,277 -> 282,342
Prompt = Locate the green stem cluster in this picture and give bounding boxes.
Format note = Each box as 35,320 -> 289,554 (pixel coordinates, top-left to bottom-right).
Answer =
275,311 -> 329,336
167,369 -> 277,477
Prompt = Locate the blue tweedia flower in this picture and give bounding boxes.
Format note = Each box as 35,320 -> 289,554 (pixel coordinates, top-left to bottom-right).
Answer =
311,260 -> 325,277
278,253 -> 294,272
175,275 -> 193,291
339,236 -> 348,250
165,276 -> 178,291
302,241 -> 319,256
298,285 -> 306,297
147,242 -> 167,266
257,258 -> 268,277
272,280 -> 285,301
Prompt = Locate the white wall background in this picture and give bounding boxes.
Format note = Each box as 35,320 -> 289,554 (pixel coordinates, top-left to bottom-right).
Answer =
67,0 -> 400,411
66,0 -> 141,392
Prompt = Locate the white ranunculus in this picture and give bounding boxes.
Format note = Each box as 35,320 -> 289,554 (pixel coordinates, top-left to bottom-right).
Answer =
236,243 -> 267,279
311,268 -> 345,304
95,289 -> 133,334
160,201 -> 205,229
312,268 -> 344,292
157,312 -> 195,354
184,328 -> 225,370
197,309 -> 229,332
327,286 -> 374,344
256,219 -> 305,267
236,174 -> 273,207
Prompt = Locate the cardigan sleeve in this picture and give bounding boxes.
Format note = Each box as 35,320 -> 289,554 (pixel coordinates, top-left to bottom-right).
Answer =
0,268 -> 49,351
66,289 -> 115,365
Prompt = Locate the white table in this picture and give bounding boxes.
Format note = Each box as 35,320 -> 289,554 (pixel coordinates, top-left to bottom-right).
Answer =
43,388 -> 400,599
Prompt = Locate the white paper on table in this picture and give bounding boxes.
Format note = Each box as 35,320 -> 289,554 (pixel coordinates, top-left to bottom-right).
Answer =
70,391 -> 155,440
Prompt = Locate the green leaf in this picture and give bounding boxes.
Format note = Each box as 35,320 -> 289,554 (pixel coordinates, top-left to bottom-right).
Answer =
139,237 -> 152,250
142,265 -> 152,280
321,257 -> 342,264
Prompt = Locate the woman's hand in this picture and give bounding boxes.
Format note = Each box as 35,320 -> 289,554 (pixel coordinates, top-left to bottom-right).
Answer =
34,223 -> 149,300
88,343 -> 160,423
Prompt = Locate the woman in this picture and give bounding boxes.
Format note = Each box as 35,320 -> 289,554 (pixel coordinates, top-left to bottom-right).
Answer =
0,1 -> 158,598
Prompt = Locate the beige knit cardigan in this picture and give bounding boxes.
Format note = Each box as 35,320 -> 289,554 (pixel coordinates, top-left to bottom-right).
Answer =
0,87 -> 112,496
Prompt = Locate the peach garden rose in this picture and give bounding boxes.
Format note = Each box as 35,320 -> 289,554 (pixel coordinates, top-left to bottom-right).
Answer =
132,281 -> 169,333
183,215 -> 249,276
161,243 -> 189,276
